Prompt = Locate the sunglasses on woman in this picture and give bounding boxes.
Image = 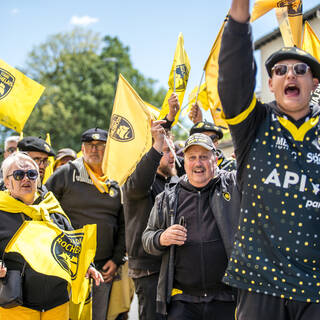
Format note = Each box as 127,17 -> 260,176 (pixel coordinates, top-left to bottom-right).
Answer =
7,170 -> 39,181
271,63 -> 310,77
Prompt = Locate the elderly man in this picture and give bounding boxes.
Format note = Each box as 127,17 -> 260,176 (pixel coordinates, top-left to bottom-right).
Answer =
46,128 -> 125,320
122,93 -> 179,320
217,1 -> 320,319
17,136 -> 55,185
142,133 -> 239,320
3,136 -> 20,159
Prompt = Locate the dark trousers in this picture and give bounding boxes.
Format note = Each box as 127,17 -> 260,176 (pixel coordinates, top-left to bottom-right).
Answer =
237,289 -> 320,320
92,280 -> 112,320
167,299 -> 236,320
133,273 -> 164,320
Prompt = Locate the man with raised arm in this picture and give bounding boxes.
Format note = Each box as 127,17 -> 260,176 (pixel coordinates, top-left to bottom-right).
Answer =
218,0 -> 320,319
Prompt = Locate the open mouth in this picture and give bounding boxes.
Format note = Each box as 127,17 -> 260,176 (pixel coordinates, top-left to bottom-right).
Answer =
284,84 -> 300,97
193,167 -> 205,174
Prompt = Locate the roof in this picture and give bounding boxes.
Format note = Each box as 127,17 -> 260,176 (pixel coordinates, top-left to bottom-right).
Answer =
254,4 -> 320,50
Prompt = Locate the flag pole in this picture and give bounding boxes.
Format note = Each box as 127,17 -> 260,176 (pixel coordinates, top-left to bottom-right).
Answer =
195,70 -> 205,104
164,135 -> 181,168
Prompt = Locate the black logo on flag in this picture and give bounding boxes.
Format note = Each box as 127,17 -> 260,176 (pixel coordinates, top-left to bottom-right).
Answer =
51,232 -> 84,280
175,64 -> 189,91
0,68 -> 15,100
109,114 -> 134,142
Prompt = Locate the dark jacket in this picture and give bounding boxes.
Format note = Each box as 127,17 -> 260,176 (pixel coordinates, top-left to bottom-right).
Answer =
122,146 -> 179,271
46,157 -> 125,268
142,170 -> 240,315
0,192 -> 73,311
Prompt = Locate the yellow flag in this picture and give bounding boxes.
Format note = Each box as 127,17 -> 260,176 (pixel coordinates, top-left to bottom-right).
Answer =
158,33 -> 191,125
204,17 -> 228,128
189,83 -> 210,111
70,280 -> 93,320
302,21 -> 320,61
102,74 -> 152,186
42,133 -> 55,184
275,7 -> 295,47
288,0 -> 303,47
251,0 -> 298,22
5,221 -> 96,304
144,101 -> 160,120
302,21 -> 320,105
0,59 -> 45,132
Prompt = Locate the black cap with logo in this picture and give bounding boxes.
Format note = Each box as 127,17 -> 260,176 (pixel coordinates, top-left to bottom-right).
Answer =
81,128 -> 108,142
184,133 -> 216,153
18,137 -> 56,157
189,121 -> 223,140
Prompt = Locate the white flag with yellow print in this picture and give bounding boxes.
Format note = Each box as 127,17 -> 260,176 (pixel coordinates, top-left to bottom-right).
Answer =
5,221 -> 96,304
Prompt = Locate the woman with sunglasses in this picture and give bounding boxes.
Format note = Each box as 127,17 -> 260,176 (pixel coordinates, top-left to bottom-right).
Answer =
0,152 -> 103,319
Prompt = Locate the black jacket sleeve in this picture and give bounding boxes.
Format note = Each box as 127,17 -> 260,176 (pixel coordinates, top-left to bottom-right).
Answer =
124,146 -> 162,199
111,205 -> 126,266
45,165 -> 69,201
218,16 -> 267,185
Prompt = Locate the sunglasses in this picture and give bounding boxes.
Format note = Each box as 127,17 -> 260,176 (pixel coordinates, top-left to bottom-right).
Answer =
272,63 -> 310,77
7,170 -> 38,181
83,142 -> 106,151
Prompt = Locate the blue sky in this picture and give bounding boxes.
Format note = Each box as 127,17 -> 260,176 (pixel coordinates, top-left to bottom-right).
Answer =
3,1 -> 320,125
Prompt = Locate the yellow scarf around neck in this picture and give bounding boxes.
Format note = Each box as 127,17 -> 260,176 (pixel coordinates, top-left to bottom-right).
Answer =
84,161 -> 109,194
0,190 -> 71,224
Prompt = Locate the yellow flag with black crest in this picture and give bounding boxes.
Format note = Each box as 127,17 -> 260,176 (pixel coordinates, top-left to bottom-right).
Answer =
0,59 -> 45,132
102,74 -> 152,186
158,33 -> 190,125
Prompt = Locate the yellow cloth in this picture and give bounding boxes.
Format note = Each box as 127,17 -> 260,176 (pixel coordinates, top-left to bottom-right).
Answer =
0,302 -> 69,320
83,161 -> 109,194
0,190 -> 70,224
42,133 -> 55,184
107,261 -> 135,320
69,279 -> 92,320
302,21 -> 320,61
102,74 -> 152,186
158,33 -> 191,126
204,16 -> 228,128
287,0 -> 302,48
0,59 -> 45,133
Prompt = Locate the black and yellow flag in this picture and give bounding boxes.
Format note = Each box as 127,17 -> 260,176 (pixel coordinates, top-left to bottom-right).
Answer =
204,16 -> 228,128
5,221 -> 96,305
158,33 -> 190,125
102,74 -> 152,186
0,59 -> 45,132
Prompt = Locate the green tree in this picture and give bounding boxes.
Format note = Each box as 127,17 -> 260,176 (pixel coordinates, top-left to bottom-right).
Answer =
22,29 -> 165,151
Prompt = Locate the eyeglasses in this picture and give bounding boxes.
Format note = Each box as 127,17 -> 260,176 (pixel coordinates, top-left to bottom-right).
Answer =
6,147 -> 17,154
7,170 -> 38,181
83,142 -> 106,151
32,157 -> 49,166
271,63 -> 310,77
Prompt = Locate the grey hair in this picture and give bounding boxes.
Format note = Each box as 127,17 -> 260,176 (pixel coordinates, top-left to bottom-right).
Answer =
4,136 -> 20,150
2,152 -> 39,181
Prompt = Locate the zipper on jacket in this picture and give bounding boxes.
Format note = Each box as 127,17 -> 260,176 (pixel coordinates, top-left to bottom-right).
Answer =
198,191 -> 207,296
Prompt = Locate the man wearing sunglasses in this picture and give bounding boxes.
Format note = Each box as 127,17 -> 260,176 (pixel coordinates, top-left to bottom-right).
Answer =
217,0 -> 320,319
46,128 -> 125,320
17,136 -> 55,186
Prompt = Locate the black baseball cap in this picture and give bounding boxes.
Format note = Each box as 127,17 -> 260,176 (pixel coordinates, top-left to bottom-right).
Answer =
184,133 -> 216,153
190,121 -> 223,140
265,47 -> 320,80
81,128 -> 108,142
18,137 -> 56,157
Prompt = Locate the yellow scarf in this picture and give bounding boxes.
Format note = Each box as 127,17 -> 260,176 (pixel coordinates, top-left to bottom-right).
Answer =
0,190 -> 71,224
84,161 -> 109,194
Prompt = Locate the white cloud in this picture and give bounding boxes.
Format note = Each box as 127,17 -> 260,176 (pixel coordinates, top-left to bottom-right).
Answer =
11,8 -> 19,15
70,15 -> 99,27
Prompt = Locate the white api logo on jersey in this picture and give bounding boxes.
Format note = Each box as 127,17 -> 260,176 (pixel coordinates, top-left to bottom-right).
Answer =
264,168 -> 306,191
275,137 -> 289,151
